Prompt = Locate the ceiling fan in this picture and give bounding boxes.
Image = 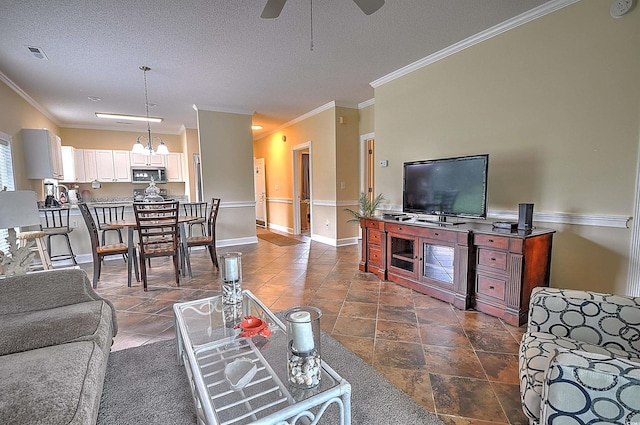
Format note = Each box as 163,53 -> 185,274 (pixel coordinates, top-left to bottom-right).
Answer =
261,0 -> 385,18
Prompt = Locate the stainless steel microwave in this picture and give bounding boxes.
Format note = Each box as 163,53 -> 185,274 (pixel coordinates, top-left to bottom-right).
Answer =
131,167 -> 167,184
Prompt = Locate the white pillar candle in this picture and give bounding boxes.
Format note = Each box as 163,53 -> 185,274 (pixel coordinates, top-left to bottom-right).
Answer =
290,311 -> 315,353
225,257 -> 238,282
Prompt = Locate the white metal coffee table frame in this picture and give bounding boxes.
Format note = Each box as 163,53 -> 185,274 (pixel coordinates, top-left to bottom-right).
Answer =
173,290 -> 352,425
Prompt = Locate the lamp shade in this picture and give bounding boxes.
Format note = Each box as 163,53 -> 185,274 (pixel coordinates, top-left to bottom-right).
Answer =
0,191 -> 41,229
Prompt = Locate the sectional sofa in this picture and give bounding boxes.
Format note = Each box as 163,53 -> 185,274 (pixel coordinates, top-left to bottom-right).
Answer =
0,269 -> 117,424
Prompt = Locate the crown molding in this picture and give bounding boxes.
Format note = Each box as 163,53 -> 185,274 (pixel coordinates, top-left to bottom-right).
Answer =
370,0 -> 579,88
358,98 -> 375,109
192,104 -> 254,115
0,70 -> 60,126
62,123 -> 184,135
259,101 -> 337,139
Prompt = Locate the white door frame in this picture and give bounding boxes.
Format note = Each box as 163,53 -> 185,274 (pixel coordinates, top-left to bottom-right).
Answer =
254,157 -> 267,228
360,132 -> 375,196
292,141 -> 312,235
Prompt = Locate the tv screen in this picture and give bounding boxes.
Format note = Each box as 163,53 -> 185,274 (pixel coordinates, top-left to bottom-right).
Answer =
403,154 -> 489,219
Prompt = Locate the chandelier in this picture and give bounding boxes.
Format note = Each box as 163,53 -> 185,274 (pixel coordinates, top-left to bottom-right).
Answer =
131,66 -> 169,155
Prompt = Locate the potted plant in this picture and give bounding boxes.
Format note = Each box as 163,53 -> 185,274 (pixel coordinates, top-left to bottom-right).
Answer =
344,192 -> 386,223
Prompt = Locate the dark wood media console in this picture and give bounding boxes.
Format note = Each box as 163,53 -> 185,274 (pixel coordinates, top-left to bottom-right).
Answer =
359,218 -> 555,326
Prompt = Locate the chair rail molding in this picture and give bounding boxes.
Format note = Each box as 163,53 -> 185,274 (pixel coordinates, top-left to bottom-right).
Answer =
220,201 -> 256,208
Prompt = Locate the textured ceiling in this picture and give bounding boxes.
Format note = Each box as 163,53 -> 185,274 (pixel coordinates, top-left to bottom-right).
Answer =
0,0 -> 549,138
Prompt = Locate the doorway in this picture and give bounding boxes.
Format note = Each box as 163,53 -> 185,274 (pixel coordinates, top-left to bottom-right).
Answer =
292,142 -> 312,236
254,158 -> 267,228
360,133 -> 375,202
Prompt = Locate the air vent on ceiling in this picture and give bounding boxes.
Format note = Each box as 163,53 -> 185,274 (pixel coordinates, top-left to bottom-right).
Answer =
27,46 -> 48,60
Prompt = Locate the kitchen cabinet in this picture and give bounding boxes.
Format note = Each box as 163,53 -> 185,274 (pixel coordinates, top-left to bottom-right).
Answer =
165,152 -> 183,182
22,129 -> 64,179
130,152 -> 165,167
83,149 -> 98,182
61,146 -> 86,183
95,150 -> 131,182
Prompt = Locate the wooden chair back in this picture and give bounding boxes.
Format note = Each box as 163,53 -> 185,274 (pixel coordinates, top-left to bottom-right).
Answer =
93,205 -> 125,230
79,203 -> 101,252
133,201 -> 180,257
133,201 -> 181,290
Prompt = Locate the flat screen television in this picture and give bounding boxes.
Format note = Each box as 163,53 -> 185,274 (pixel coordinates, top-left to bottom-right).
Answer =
403,154 -> 489,222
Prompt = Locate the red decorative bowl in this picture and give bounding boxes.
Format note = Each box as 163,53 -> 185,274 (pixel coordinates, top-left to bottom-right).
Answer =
235,316 -> 271,338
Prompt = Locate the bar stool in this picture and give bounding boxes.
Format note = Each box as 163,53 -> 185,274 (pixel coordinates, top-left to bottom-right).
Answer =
40,207 -> 77,265
93,205 -> 126,245
16,230 -> 53,270
181,202 -> 208,237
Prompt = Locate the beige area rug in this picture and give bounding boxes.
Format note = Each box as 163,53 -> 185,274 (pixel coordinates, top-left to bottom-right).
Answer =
257,232 -> 304,246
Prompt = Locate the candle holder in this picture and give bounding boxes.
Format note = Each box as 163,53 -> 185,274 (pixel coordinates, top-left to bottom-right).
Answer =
284,306 -> 322,389
222,302 -> 243,329
219,252 -> 243,305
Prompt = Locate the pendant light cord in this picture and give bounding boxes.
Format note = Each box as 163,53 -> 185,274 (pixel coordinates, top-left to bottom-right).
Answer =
310,0 -> 314,51
141,66 -> 152,151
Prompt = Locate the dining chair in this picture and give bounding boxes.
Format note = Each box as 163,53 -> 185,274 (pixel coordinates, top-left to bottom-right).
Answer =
133,201 -> 181,291
79,203 -> 138,288
184,198 -> 221,277
93,205 -> 126,245
40,207 -> 77,265
181,202 -> 208,237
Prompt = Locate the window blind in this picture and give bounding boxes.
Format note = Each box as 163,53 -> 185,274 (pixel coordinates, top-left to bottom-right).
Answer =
0,134 -> 16,255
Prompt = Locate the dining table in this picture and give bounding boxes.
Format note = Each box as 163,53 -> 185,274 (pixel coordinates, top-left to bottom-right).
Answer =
112,216 -> 199,288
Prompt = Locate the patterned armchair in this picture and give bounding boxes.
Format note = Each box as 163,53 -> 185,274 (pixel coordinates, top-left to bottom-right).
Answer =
519,287 -> 640,425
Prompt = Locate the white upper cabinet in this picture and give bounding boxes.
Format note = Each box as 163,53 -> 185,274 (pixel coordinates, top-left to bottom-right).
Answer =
96,150 -> 131,182
165,152 -> 183,182
83,149 -> 98,182
61,146 -> 87,182
74,148 -> 86,182
130,152 -> 165,167
22,129 -> 64,180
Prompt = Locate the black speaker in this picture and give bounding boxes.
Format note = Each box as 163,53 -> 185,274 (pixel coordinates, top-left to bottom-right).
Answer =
518,203 -> 534,230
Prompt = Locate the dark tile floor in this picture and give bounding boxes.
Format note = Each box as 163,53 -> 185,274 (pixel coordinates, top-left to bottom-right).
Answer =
87,227 -> 528,425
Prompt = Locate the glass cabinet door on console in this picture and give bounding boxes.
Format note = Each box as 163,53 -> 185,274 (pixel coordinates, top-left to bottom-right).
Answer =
385,221 -> 473,310
422,242 -> 455,285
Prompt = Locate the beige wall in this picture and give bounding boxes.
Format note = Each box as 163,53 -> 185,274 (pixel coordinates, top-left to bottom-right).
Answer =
197,108 -> 256,244
373,0 -> 640,294
253,104 -> 361,244
359,103 -> 374,136
0,80 -> 60,192
335,107 -> 360,240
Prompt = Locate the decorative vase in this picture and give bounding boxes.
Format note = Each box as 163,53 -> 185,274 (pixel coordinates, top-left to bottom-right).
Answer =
285,306 -> 322,388
219,252 -> 242,304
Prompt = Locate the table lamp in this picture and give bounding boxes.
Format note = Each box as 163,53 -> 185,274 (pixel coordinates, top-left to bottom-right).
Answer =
0,190 -> 41,230
0,190 -> 42,274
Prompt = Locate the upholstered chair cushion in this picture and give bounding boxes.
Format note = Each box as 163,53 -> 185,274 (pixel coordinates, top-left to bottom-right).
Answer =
519,332 -> 639,422
527,288 -> 640,355
541,350 -> 640,424
519,287 -> 640,424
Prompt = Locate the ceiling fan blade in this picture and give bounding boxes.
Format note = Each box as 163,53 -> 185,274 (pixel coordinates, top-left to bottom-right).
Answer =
352,0 -> 385,15
261,0 -> 287,18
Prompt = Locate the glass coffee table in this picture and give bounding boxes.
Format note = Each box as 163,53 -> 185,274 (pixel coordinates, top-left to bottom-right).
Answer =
173,290 -> 351,425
